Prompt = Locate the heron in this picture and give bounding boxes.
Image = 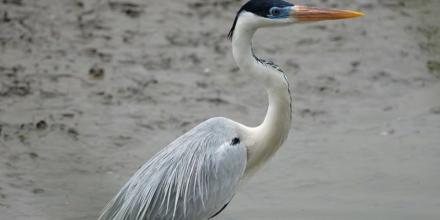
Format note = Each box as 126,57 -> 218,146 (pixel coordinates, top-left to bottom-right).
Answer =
98,0 -> 363,219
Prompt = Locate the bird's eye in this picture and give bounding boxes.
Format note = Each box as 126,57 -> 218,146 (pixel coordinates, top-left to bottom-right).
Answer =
270,7 -> 281,16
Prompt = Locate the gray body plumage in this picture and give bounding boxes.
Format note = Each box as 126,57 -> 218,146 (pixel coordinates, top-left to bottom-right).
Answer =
98,117 -> 247,220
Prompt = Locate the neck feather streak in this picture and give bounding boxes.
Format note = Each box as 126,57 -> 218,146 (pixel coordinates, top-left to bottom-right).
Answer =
231,15 -> 292,174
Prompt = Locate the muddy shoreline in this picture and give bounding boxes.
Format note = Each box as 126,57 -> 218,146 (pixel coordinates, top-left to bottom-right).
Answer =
1,0 -> 440,219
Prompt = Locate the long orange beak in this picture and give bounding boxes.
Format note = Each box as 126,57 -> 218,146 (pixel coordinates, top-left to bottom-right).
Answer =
290,5 -> 364,22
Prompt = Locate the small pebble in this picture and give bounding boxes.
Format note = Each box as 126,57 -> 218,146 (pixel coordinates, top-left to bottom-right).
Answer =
430,106 -> 440,114
89,65 -> 105,80
32,188 -> 45,194
383,106 -> 393,111
29,152 -> 39,159
67,128 -> 79,139
36,120 -> 47,130
381,129 -> 395,136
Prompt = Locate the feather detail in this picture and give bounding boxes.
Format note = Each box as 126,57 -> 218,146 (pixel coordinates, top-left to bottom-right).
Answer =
98,117 -> 246,220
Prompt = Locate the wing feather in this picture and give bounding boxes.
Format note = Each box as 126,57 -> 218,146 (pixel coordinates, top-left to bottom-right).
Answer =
98,117 -> 246,220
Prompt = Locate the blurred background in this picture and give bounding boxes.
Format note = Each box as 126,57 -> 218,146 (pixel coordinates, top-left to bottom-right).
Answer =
1,0 -> 439,219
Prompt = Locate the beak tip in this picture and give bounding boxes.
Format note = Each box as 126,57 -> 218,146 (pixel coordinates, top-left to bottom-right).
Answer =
351,11 -> 365,17
339,10 -> 365,19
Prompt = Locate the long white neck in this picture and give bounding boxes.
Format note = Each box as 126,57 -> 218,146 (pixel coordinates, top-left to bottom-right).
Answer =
232,13 -> 292,175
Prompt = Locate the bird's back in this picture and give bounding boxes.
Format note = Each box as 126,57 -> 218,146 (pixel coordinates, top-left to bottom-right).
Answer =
98,117 -> 247,220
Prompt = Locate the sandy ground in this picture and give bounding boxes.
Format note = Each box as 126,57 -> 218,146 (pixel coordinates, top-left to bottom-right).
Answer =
1,0 -> 440,219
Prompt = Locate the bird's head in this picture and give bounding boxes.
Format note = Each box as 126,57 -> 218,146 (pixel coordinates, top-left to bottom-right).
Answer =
228,0 -> 364,39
